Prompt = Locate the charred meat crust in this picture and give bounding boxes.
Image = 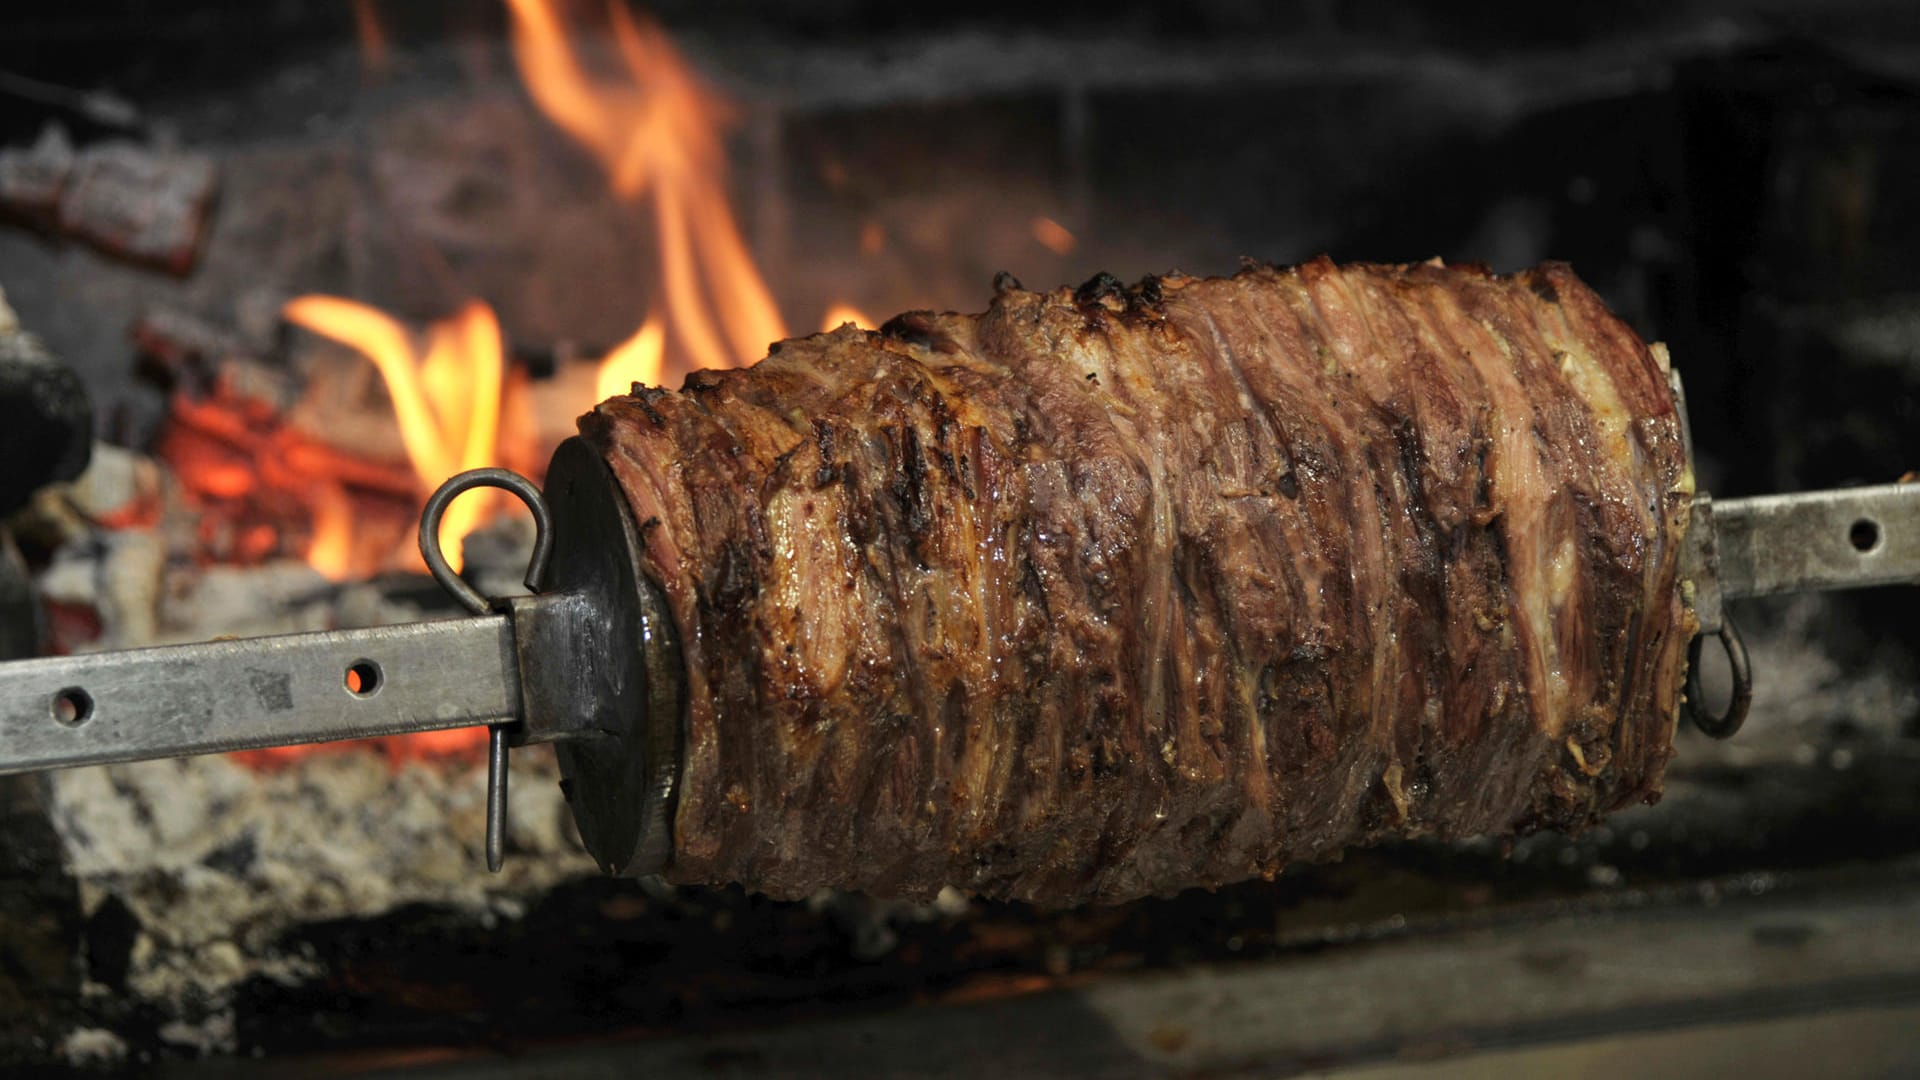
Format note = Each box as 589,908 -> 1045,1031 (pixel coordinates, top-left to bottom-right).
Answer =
581,258 -> 1693,906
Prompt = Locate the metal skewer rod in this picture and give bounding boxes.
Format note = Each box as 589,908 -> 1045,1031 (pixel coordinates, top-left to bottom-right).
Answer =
0,616 -> 520,776
1710,483 -> 1920,601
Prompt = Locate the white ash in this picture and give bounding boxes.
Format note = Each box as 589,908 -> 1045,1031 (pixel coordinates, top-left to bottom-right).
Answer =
48,748 -> 594,1016
63,443 -> 161,524
152,560 -> 336,643
60,1026 -> 128,1068
84,531 -> 166,649
805,885 -> 974,962
158,1012 -> 235,1057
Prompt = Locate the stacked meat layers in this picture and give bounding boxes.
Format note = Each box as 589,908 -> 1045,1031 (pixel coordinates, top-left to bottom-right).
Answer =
584,258 -> 1695,905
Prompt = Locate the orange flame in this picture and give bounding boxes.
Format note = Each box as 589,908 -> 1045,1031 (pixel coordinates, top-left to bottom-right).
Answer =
351,0 -> 391,79
596,316 -> 666,400
820,303 -> 875,333
305,483 -> 356,579
1031,216 -> 1076,256
282,296 -> 505,573
506,0 -> 787,372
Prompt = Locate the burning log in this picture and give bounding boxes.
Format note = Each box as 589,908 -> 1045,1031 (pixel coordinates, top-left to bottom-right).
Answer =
0,125 -> 217,275
133,296 -> 612,582
132,306 -> 427,576
0,125 -> 72,222
156,382 -> 420,573
130,306 -> 263,394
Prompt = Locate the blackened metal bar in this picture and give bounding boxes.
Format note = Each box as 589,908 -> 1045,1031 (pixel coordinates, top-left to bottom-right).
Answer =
0,616 -> 520,775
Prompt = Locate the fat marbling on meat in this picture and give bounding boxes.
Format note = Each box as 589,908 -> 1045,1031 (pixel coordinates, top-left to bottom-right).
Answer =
582,258 -> 1696,906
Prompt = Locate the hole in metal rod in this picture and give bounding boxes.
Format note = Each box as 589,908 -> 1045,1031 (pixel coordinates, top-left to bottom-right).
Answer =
52,687 -> 93,727
345,660 -> 383,697
1849,518 -> 1882,553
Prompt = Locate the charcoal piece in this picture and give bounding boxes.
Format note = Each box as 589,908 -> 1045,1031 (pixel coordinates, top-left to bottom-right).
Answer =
0,123 -> 75,223
131,305 -> 248,391
0,530 -> 39,660
585,259 -> 1694,906
0,127 -> 218,274
83,895 -> 141,991
0,291 -> 92,517
51,142 -> 217,275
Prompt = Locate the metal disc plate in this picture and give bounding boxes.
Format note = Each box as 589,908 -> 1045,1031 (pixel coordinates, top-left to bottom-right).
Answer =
540,436 -> 682,876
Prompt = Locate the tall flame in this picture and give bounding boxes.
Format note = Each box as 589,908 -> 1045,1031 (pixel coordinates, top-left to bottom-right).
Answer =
596,315 -> 666,400
305,483 -> 356,579
220,7 -> 910,766
276,7 -> 871,588
282,296 -> 504,572
508,0 -> 787,372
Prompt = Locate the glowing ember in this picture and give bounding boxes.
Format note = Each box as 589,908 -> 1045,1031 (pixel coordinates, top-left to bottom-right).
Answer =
156,384 -> 418,574
230,725 -> 487,768
1031,215 -> 1077,256
507,0 -> 788,372
282,296 -> 505,574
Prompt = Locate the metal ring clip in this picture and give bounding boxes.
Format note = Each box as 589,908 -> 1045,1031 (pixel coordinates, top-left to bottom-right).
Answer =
418,467 -> 554,872
419,468 -> 555,617
1683,614 -> 1753,739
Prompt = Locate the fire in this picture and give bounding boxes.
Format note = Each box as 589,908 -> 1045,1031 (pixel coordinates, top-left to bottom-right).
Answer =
507,0 -> 788,372
595,316 -> 665,400
1031,216 -> 1077,256
282,296 -> 505,573
351,0 -> 390,80
217,8 -> 883,765
267,4 -> 798,587
305,483 -> 356,580
820,303 -> 875,333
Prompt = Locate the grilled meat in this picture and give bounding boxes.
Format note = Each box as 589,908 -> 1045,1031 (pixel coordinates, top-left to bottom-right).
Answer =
582,258 -> 1695,906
